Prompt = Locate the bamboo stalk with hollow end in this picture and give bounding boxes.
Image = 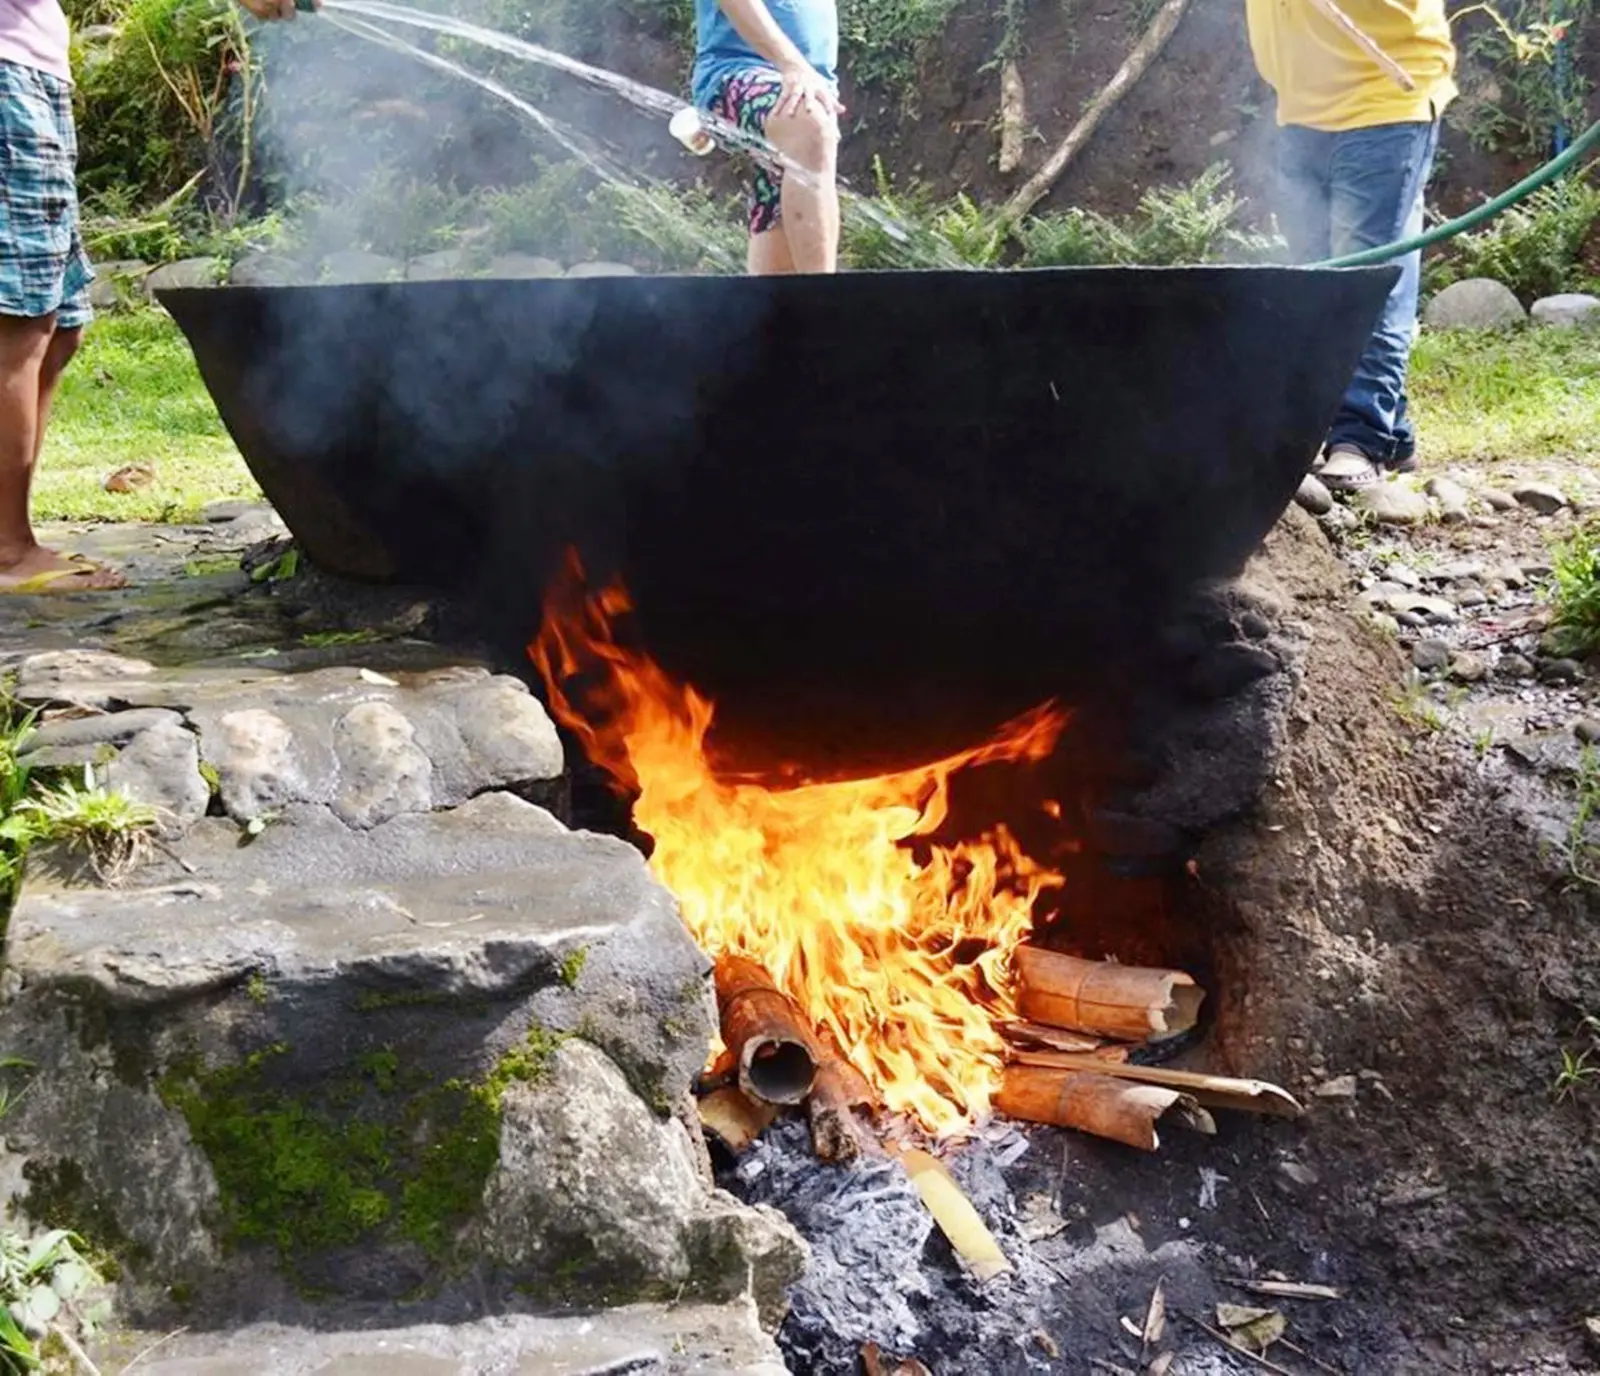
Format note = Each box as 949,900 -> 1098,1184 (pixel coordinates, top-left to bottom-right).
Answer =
1014,947 -> 1205,1043
713,955 -> 819,1105
1006,1049 -> 1304,1119
996,1065 -> 1214,1151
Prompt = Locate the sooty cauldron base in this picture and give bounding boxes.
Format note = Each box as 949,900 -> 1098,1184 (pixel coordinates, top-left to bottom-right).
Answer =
161,264 -> 1394,769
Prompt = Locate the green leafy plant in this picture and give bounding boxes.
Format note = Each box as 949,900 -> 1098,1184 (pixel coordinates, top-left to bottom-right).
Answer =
1455,0 -> 1591,158
837,0 -> 962,95
0,1229 -> 103,1372
1545,514 -> 1600,656
1428,176 -> 1600,301
1553,1013 -> 1600,1100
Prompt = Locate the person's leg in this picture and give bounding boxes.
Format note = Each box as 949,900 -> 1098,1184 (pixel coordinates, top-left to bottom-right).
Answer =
764,103 -> 839,273
0,314 -> 56,567
1324,120 -> 1439,470
34,323 -> 80,458
1275,123 -> 1335,265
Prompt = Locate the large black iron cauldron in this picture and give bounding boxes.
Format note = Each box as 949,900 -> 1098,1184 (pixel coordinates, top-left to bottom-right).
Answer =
161,266 -> 1394,767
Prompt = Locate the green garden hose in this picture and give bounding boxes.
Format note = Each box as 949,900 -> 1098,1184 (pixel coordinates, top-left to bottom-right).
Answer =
1316,116 -> 1600,268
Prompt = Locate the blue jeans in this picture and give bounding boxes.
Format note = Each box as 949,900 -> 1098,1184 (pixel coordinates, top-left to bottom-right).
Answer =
1276,119 -> 1440,466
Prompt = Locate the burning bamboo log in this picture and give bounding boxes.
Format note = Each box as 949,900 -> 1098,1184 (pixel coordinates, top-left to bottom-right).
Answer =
807,1054 -> 877,1164
698,1086 -> 780,1153
1006,1049 -> 1304,1119
714,954 -> 820,1105
1000,1019 -> 1132,1061
1013,947 -> 1205,1044
995,1065 -> 1214,1151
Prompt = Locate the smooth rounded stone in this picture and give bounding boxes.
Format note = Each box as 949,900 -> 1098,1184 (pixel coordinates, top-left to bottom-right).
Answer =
1385,592 -> 1458,624
1540,658 -> 1584,685
1294,473 -> 1333,516
332,700 -> 435,829
1319,503 -> 1360,534
1537,628 -> 1570,658
1480,488 -> 1518,512
566,262 -> 639,278
1451,583 -> 1489,610
1513,482 -> 1568,516
1387,563 -> 1422,590
479,1041 -> 806,1311
486,253 -> 564,279
1449,651 -> 1489,684
1352,480 -> 1431,527
1498,652 -> 1536,680
1411,638 -> 1451,671
207,707 -> 312,820
405,249 -> 469,281
1183,642 -> 1279,700
104,721 -> 211,838
1425,476 -> 1472,522
1530,293 -> 1600,328
229,253 -> 298,288
13,650 -> 155,707
1436,559 -> 1487,583
1522,559 -> 1555,580
1238,609 -> 1272,640
321,250 -> 402,284
144,256 -> 223,294
201,498 -> 264,524
1422,278 -> 1527,330
1574,720 -> 1600,746
1391,610 -> 1425,630
447,679 -> 564,788
88,259 -> 148,309
17,707 -> 182,764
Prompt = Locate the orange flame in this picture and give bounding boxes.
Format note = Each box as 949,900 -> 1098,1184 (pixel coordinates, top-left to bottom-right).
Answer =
530,554 -> 1069,1137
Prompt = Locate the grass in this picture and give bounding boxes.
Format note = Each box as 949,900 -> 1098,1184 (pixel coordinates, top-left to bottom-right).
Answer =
1554,1014 -> 1600,1102
1409,325 -> 1600,465
37,308 -> 257,524
1548,518 -> 1600,657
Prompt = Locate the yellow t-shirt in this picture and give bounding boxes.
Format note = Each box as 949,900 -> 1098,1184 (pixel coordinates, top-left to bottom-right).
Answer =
1246,0 -> 1459,131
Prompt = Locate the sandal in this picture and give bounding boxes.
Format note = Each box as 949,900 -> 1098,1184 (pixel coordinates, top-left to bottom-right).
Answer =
0,555 -> 127,595
1320,447 -> 1382,493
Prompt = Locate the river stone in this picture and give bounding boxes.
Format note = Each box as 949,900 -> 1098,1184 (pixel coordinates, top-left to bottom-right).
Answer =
1513,482 -> 1568,515
331,700 -> 434,828
106,719 -> 211,838
100,1300 -> 788,1374
205,706 -> 319,821
1352,481 -> 1431,527
1411,639 -> 1451,671
479,1041 -> 805,1314
1294,474 -> 1333,516
321,251 -> 402,284
1422,278 -> 1526,330
567,262 -> 638,278
145,257 -> 223,294
229,253 -> 298,288
405,249 -> 469,281
485,253 -> 563,279
1530,293 -> 1600,328
88,260 -> 148,309
17,707 -> 183,767
12,650 -> 155,707
0,794 -> 720,1306
1425,476 -> 1472,522
1449,652 -> 1489,684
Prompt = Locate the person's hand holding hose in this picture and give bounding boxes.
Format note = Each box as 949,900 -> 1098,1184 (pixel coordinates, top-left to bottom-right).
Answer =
776,60 -> 843,119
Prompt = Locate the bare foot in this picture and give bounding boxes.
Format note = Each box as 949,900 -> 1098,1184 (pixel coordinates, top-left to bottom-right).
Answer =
0,544 -> 126,593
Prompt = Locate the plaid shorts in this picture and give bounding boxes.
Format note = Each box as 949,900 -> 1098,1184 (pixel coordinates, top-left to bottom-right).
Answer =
710,68 -> 788,235
0,59 -> 93,329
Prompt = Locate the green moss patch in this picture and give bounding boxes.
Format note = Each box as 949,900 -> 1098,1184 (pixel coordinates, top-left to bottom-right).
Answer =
159,1026 -> 570,1273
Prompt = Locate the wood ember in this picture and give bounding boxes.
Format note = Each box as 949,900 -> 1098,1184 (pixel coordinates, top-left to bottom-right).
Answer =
714,954 -> 819,1105
861,1342 -> 933,1376
1005,1049 -> 1304,1119
807,1054 -> 876,1164
698,1085 -> 779,1153
995,1065 -> 1213,1151
1013,947 -> 1205,1043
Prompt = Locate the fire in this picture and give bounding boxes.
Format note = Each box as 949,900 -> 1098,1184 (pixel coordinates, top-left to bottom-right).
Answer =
530,554 -> 1069,1137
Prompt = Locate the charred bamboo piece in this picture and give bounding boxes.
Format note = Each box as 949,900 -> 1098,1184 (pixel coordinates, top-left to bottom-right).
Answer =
894,1146 -> 1012,1281
1006,1049 -> 1304,1119
996,1065 -> 1212,1151
714,954 -> 819,1105
698,1086 -> 779,1153
1014,947 -> 1205,1043
807,1056 -> 876,1164
999,1019 -> 1134,1061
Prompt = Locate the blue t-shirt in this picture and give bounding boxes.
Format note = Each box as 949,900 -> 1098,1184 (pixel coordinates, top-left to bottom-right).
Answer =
691,0 -> 839,109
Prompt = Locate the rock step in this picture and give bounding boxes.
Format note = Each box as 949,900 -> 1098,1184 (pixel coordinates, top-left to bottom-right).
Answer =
93,1300 -> 787,1374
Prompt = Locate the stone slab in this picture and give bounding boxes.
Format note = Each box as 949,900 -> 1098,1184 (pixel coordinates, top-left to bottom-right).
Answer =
97,1300 -> 787,1375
